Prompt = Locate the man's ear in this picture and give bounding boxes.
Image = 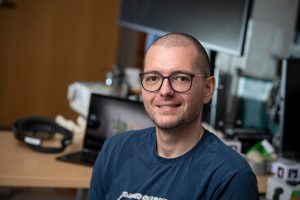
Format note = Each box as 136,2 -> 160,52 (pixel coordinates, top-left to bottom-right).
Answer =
203,76 -> 215,104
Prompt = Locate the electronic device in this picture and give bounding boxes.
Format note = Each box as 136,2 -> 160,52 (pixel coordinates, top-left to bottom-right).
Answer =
119,0 -> 251,56
234,75 -> 274,130
218,72 -> 274,153
272,158 -> 300,183
277,58 -> 300,160
57,93 -> 154,166
266,177 -> 300,200
209,69 -> 232,133
13,116 -> 73,153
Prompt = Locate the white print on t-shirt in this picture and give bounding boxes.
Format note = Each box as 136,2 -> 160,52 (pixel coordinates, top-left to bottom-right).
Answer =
117,191 -> 167,200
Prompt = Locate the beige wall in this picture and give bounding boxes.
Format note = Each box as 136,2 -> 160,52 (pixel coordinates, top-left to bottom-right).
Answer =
0,0 -> 121,127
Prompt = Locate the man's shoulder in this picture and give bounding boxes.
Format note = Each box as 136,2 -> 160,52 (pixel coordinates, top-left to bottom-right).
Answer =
201,129 -> 252,171
195,129 -> 256,190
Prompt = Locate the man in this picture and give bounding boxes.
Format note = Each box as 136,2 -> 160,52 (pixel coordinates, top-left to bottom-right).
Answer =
88,33 -> 260,199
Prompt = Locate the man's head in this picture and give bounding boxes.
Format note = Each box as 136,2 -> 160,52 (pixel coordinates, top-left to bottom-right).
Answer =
141,33 -> 215,130
145,32 -> 211,77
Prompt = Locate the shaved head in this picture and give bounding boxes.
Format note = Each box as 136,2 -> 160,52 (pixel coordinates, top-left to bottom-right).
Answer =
145,33 -> 211,76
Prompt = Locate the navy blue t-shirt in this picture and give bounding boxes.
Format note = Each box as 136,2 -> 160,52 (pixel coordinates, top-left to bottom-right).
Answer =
88,127 -> 259,200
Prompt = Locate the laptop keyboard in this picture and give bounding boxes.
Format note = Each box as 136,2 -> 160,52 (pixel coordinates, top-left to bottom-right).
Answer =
57,150 -> 99,166
80,151 -> 98,164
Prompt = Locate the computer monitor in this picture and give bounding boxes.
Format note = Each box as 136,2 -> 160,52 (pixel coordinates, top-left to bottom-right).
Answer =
235,75 -> 273,130
119,0 -> 251,56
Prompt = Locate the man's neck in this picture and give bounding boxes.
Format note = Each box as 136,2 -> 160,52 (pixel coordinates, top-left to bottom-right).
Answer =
155,122 -> 204,159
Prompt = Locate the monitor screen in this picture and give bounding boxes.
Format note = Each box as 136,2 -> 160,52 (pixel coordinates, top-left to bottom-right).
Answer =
119,0 -> 251,56
235,76 -> 273,130
83,94 -> 154,152
279,58 -> 300,160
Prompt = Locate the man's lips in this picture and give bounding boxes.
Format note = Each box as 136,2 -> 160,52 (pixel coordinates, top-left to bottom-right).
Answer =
156,103 -> 181,108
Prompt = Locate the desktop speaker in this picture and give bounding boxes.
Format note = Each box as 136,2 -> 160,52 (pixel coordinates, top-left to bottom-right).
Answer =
12,116 -> 73,153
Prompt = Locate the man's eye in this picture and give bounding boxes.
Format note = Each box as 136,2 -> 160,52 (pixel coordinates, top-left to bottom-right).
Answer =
174,75 -> 191,82
145,75 -> 160,82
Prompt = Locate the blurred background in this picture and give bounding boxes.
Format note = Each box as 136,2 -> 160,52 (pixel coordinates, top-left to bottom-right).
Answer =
1,1 -> 300,198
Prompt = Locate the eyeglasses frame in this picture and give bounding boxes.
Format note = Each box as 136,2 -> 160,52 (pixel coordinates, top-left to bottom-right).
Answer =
139,72 -> 207,93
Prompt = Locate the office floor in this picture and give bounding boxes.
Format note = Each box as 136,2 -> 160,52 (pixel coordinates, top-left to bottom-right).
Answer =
0,187 -> 87,200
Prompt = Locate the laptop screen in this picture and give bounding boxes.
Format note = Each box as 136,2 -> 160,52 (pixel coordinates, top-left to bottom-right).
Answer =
83,93 -> 154,152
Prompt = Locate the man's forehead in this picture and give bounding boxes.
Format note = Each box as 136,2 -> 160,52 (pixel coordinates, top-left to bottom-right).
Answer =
146,44 -> 196,56
152,34 -> 193,47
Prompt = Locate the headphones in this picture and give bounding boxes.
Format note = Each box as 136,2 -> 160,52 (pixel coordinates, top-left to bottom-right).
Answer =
12,116 -> 73,153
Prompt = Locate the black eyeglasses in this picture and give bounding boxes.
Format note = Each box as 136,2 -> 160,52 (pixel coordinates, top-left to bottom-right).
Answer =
139,72 -> 207,93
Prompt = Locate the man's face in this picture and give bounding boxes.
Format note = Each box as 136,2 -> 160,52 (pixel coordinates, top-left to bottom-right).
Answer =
142,45 -> 214,130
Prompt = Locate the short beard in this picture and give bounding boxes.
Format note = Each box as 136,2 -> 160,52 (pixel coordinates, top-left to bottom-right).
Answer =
156,117 -> 199,133
151,108 -> 202,133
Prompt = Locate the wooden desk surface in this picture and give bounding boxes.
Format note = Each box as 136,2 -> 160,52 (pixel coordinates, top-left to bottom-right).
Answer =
257,175 -> 267,194
0,131 -> 92,188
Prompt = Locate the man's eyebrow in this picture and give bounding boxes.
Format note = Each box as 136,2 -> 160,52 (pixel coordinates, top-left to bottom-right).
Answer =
142,70 -> 161,74
170,70 -> 193,74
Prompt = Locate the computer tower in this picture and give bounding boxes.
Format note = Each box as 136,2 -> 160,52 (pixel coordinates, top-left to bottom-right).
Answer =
277,58 -> 300,160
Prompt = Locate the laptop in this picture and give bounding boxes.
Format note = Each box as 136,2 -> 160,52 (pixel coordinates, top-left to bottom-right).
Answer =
57,93 -> 154,166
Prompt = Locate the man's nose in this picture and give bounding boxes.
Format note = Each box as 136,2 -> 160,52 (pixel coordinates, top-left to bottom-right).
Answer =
159,78 -> 175,96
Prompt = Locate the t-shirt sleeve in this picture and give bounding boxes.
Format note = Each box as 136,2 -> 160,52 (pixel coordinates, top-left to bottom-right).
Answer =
213,170 -> 260,200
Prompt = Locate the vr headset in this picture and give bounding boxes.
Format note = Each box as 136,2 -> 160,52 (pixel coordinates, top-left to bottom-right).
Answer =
12,116 -> 73,153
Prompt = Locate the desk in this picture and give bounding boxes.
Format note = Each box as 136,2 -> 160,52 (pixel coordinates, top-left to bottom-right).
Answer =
0,131 -> 268,193
257,175 -> 268,194
0,131 -> 92,188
